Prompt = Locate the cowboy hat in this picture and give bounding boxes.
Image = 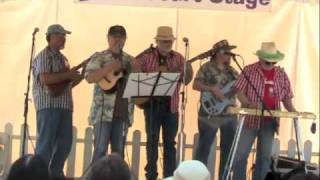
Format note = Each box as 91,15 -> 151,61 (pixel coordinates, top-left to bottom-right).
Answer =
255,42 -> 285,62
154,26 -> 176,41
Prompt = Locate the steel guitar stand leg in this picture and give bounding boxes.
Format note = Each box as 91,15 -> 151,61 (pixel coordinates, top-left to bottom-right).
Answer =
222,115 -> 245,180
293,117 -> 308,173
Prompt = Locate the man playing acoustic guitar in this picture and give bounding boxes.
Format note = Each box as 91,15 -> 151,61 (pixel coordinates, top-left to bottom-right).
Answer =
32,24 -> 84,180
84,25 -> 135,163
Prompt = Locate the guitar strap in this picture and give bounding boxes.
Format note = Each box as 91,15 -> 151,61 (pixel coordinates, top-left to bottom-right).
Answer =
112,52 -> 129,123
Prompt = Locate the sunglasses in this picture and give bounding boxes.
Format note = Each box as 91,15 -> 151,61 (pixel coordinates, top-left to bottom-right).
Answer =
264,61 -> 277,65
158,40 -> 174,44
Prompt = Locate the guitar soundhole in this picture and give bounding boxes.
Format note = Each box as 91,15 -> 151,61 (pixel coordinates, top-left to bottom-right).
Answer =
114,71 -> 120,76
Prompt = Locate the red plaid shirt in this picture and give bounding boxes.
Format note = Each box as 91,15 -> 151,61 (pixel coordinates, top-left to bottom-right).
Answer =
233,61 -> 294,129
136,48 -> 185,113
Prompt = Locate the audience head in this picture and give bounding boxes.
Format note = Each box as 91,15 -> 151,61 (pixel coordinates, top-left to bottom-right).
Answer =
85,153 -> 131,180
7,154 -> 49,180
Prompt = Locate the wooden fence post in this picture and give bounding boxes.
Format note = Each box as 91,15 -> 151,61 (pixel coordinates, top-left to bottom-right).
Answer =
82,127 -> 93,174
131,130 -> 141,179
66,126 -> 77,177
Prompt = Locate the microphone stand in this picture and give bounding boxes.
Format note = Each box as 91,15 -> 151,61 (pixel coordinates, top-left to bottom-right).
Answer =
223,55 -> 273,180
177,39 -> 190,163
21,29 -> 38,156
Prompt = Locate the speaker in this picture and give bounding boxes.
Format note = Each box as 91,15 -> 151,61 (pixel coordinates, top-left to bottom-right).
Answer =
264,156 -> 319,180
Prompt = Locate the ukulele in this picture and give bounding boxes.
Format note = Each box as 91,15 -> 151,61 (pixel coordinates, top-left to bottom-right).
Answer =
98,49 -> 126,94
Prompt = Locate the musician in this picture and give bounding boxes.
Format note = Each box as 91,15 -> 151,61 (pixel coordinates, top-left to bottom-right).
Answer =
134,26 -> 193,180
193,40 -> 238,179
32,24 -> 83,180
232,42 -> 297,180
85,25 -> 134,162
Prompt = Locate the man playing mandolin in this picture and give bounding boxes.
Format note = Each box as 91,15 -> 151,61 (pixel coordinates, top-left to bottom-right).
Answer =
193,40 -> 239,179
84,25 -> 134,163
32,24 -> 84,180
134,26 -> 193,180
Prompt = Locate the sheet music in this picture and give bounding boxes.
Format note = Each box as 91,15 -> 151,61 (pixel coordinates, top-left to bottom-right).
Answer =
123,72 -> 180,98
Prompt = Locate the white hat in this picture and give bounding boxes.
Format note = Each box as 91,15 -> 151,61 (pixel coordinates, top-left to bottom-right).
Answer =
164,160 -> 210,180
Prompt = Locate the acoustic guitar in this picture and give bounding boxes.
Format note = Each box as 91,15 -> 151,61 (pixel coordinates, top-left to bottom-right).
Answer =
45,58 -> 90,96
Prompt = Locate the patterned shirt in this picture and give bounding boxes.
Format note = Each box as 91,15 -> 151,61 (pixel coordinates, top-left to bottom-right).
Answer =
195,60 -> 239,127
85,50 -> 135,125
233,61 -> 294,129
32,46 -> 73,111
136,48 -> 185,113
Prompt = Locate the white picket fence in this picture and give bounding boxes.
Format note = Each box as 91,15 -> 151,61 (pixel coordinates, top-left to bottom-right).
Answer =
0,123 -> 319,179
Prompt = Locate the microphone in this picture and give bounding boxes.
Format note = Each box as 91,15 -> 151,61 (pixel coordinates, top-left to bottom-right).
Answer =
188,48 -> 214,63
311,122 -> 316,134
32,27 -> 39,36
182,37 -> 189,43
224,51 -> 239,57
118,43 -> 124,50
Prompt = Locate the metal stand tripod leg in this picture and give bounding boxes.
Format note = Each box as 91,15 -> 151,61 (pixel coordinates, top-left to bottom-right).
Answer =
223,115 -> 246,180
293,117 -> 308,173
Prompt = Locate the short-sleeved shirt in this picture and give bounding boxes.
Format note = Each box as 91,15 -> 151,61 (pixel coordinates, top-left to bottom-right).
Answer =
195,60 -> 239,127
85,50 -> 134,126
32,46 -> 73,111
233,61 -> 294,129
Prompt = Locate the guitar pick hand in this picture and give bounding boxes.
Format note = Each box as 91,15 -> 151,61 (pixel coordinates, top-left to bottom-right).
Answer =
210,86 -> 226,101
110,59 -> 122,70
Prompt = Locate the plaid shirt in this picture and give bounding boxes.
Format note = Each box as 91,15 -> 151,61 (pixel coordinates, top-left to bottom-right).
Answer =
233,61 -> 294,129
136,48 -> 185,113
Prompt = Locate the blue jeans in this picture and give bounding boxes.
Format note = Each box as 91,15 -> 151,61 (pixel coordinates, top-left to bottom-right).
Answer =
92,120 -> 125,162
195,117 -> 236,180
144,101 -> 178,180
232,120 -> 276,180
35,108 -> 73,179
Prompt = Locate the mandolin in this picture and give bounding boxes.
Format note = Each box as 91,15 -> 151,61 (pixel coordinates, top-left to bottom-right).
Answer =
45,58 -> 90,96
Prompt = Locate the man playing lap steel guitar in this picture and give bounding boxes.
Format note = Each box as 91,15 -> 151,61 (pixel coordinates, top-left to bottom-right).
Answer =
231,42 -> 297,180
32,24 -> 84,180
84,25 -> 135,163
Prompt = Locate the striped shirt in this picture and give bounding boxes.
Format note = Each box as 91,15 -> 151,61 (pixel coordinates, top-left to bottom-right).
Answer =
32,46 -> 73,111
137,48 -> 185,113
233,61 -> 294,129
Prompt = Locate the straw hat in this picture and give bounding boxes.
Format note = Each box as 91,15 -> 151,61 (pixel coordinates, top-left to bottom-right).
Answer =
255,42 -> 285,62
164,160 -> 210,180
154,26 -> 176,40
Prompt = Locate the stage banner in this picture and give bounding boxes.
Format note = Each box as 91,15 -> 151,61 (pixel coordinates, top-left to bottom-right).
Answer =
76,0 -> 272,12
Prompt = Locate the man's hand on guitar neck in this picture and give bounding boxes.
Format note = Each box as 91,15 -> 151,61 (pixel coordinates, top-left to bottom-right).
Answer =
68,66 -> 83,81
69,66 -> 84,87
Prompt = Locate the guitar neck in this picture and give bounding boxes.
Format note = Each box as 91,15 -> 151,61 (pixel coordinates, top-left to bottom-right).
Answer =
226,107 -> 316,120
73,58 -> 90,70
